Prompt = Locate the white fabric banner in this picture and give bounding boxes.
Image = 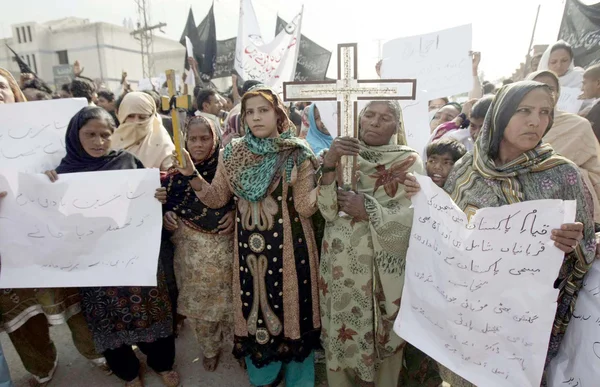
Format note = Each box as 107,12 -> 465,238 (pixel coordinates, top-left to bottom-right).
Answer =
381,24 -> 473,98
547,260 -> 600,387
0,98 -> 87,173
0,169 -> 162,288
234,0 -> 302,95
395,175 -> 574,387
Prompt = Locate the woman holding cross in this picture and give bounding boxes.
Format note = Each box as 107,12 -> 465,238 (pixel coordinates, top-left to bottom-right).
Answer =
317,100 -> 424,386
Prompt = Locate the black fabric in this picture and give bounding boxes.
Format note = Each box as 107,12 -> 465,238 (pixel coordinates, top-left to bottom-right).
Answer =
55,106 -> 143,174
162,140 -> 234,233
159,229 -> 178,332
104,335 -> 175,382
558,0 -> 600,68
179,6 -> 217,81
6,45 -> 36,75
274,16 -> 332,81
233,182 -> 320,367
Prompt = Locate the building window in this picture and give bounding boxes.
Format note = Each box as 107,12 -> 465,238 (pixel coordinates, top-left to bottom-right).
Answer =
21,27 -> 26,43
57,50 -> 69,65
27,26 -> 32,42
32,54 -> 37,73
26,55 -> 31,67
16,28 -> 21,44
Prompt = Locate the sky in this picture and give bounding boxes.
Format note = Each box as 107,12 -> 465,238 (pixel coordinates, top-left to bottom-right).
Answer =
0,0 -> 597,82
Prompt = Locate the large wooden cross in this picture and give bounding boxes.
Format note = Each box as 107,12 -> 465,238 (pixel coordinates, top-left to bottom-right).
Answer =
283,43 -> 416,190
161,70 -> 191,169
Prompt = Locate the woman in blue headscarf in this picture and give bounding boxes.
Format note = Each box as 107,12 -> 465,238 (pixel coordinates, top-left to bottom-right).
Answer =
300,103 -> 333,156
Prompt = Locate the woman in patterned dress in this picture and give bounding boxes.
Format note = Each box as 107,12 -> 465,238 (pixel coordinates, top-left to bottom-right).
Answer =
317,100 -> 424,387
44,106 -> 179,387
162,116 -> 235,372
404,81 -> 595,386
171,87 -> 321,387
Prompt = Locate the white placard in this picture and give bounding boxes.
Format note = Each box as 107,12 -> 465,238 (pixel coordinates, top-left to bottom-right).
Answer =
381,24 -> 473,98
0,169 -> 162,288
547,260 -> 600,387
557,87 -> 584,114
396,175 -> 574,387
400,90 -> 432,153
0,98 -> 87,173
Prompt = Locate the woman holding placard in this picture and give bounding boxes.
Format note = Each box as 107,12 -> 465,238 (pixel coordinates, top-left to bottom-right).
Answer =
404,81 -> 595,386
44,106 -> 179,387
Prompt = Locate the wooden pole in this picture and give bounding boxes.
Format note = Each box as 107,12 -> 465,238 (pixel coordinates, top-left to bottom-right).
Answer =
524,4 -> 541,78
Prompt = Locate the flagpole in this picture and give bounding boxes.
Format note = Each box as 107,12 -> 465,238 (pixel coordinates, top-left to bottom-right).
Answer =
524,4 -> 541,77
290,5 -> 304,82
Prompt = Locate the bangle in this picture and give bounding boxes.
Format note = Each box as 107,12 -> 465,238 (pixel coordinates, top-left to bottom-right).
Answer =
322,164 -> 337,174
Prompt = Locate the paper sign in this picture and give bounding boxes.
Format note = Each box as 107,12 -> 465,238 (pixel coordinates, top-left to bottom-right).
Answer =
0,169 -> 162,288
546,260 -> 600,387
557,87 -> 584,114
400,91 -> 432,154
381,24 -> 473,98
395,175 -> 574,387
0,98 -> 88,173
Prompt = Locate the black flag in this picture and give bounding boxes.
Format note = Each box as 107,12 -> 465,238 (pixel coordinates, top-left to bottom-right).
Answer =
275,16 -> 332,81
558,0 -> 600,68
6,45 -> 36,75
179,8 -> 199,71
195,4 -> 218,81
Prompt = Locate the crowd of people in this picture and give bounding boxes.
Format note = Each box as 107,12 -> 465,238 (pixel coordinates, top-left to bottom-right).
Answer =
0,37 -> 599,387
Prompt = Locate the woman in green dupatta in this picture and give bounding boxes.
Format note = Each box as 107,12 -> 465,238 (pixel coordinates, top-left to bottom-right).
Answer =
405,81 -> 595,386
318,100 -> 424,386
171,87 -> 321,387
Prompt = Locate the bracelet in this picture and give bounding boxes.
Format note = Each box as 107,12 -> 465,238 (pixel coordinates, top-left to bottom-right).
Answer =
322,164 -> 337,174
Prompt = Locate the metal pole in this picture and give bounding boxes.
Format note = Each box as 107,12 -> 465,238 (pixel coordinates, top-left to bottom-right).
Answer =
524,4 -> 541,77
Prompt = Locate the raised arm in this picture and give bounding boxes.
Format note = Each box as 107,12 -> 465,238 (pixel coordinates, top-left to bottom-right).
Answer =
293,159 -> 318,218
174,150 -> 234,209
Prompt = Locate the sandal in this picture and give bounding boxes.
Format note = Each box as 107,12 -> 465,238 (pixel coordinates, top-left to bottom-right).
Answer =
202,353 -> 220,372
158,370 -> 180,387
125,377 -> 144,387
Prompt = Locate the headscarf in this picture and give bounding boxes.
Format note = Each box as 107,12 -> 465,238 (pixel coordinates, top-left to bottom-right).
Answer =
162,116 -> 234,233
526,70 -> 562,108
56,106 -> 143,173
0,67 -> 26,103
111,91 -> 175,170
448,82 -> 563,206
222,87 -> 316,203
300,104 -> 333,156
538,41 -> 584,89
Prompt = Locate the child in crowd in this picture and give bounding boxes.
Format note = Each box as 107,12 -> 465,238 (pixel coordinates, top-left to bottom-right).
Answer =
582,64 -> 600,141
425,139 -> 466,187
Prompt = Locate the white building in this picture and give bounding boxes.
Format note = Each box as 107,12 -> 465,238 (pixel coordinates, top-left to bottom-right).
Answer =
0,17 -> 185,92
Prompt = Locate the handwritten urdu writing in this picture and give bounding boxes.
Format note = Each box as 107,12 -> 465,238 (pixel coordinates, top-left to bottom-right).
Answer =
395,175 -> 575,387
381,24 -> 473,98
547,260 -> 600,387
0,98 -> 88,173
557,87 -> 584,115
0,169 -> 162,288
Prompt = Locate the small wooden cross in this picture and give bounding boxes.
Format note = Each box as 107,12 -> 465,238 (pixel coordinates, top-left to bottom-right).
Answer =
283,43 -> 417,190
161,70 -> 191,169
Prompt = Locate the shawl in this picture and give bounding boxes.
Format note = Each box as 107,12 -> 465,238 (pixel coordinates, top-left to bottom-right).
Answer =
357,102 -> 424,354
162,117 -> 234,233
0,67 -> 26,102
444,81 -> 596,340
300,104 -> 333,156
56,106 -> 143,173
544,110 -> 600,222
111,92 -> 175,170
222,88 -> 316,203
538,41 -> 585,89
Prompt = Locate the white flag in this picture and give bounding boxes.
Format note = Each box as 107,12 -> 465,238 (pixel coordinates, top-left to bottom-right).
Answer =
184,36 -> 196,88
234,0 -> 302,95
